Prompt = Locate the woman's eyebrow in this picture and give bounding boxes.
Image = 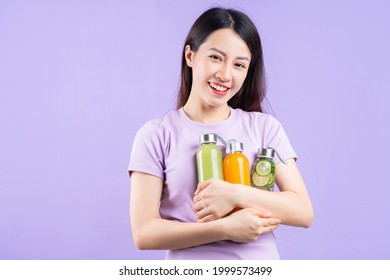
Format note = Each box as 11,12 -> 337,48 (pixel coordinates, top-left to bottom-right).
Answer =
208,47 -> 250,61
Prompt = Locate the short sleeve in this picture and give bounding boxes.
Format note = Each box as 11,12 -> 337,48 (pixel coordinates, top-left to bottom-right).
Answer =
128,121 -> 165,179
265,115 -> 297,164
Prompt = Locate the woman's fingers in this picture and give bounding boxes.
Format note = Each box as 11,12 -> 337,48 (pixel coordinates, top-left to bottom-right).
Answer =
262,217 -> 282,227
194,178 -> 214,195
196,214 -> 217,223
194,203 -> 219,221
192,200 -> 201,211
194,205 -> 207,219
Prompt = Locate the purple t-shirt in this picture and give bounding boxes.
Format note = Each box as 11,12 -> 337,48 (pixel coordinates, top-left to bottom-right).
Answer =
128,108 -> 297,259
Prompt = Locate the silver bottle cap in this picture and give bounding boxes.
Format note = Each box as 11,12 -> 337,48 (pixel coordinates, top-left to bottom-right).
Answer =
226,139 -> 244,154
200,133 -> 218,144
258,147 -> 288,164
259,148 -> 275,159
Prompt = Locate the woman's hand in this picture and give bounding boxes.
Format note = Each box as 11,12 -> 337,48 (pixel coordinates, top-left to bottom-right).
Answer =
193,178 -> 242,222
219,208 -> 281,243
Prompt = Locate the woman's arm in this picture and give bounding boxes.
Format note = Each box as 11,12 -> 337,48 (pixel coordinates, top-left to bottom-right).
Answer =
130,171 -> 281,250
193,159 -> 314,228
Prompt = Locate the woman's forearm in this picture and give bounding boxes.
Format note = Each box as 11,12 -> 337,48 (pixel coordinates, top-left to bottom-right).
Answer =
133,218 -> 225,250
132,208 -> 282,250
236,187 -> 313,227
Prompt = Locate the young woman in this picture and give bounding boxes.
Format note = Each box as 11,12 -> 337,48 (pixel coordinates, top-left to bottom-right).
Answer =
128,7 -> 313,260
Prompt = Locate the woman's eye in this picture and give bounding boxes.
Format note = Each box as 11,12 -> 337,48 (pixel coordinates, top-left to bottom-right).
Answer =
235,63 -> 246,68
210,55 -> 222,61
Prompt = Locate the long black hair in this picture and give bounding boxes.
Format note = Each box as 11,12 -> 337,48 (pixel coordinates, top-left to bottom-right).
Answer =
176,7 -> 267,112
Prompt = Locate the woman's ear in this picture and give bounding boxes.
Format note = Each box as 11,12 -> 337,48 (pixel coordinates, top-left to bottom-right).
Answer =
184,45 -> 194,67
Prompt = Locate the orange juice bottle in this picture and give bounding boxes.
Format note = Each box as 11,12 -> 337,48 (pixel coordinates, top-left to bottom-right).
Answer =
223,140 -> 250,186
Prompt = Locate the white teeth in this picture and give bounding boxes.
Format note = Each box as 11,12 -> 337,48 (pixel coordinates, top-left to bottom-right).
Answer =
210,82 -> 228,92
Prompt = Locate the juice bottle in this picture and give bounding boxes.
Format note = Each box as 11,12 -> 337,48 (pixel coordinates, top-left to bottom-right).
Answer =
196,133 -> 224,183
251,147 -> 287,191
223,139 -> 250,186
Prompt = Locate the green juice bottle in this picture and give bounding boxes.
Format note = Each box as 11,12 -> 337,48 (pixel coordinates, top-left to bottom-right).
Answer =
251,147 -> 287,191
196,133 -> 224,183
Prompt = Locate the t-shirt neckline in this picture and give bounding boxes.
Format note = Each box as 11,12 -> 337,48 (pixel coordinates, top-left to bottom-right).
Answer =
178,107 -> 237,132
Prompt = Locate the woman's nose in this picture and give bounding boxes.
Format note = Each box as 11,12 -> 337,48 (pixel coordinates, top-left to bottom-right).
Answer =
216,64 -> 232,82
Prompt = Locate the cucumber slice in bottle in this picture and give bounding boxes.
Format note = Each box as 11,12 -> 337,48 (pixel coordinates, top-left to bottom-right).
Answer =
252,172 -> 269,187
255,160 -> 271,176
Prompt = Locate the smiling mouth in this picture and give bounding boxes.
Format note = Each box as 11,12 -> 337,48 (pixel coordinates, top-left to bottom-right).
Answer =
209,82 -> 230,94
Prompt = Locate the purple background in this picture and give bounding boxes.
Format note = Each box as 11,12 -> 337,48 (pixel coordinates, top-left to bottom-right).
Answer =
1,0 -> 389,260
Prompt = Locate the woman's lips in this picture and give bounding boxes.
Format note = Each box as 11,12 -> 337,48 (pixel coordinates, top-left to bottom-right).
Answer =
209,82 -> 230,96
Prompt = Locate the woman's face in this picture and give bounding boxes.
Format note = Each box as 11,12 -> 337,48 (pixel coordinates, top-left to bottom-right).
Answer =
185,28 -> 251,108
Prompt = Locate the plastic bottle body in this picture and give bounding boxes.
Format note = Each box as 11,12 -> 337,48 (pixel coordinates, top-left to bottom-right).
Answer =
196,143 -> 224,183
223,152 -> 250,186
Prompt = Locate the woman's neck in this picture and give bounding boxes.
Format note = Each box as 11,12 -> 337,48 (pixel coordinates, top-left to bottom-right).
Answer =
182,103 -> 231,124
